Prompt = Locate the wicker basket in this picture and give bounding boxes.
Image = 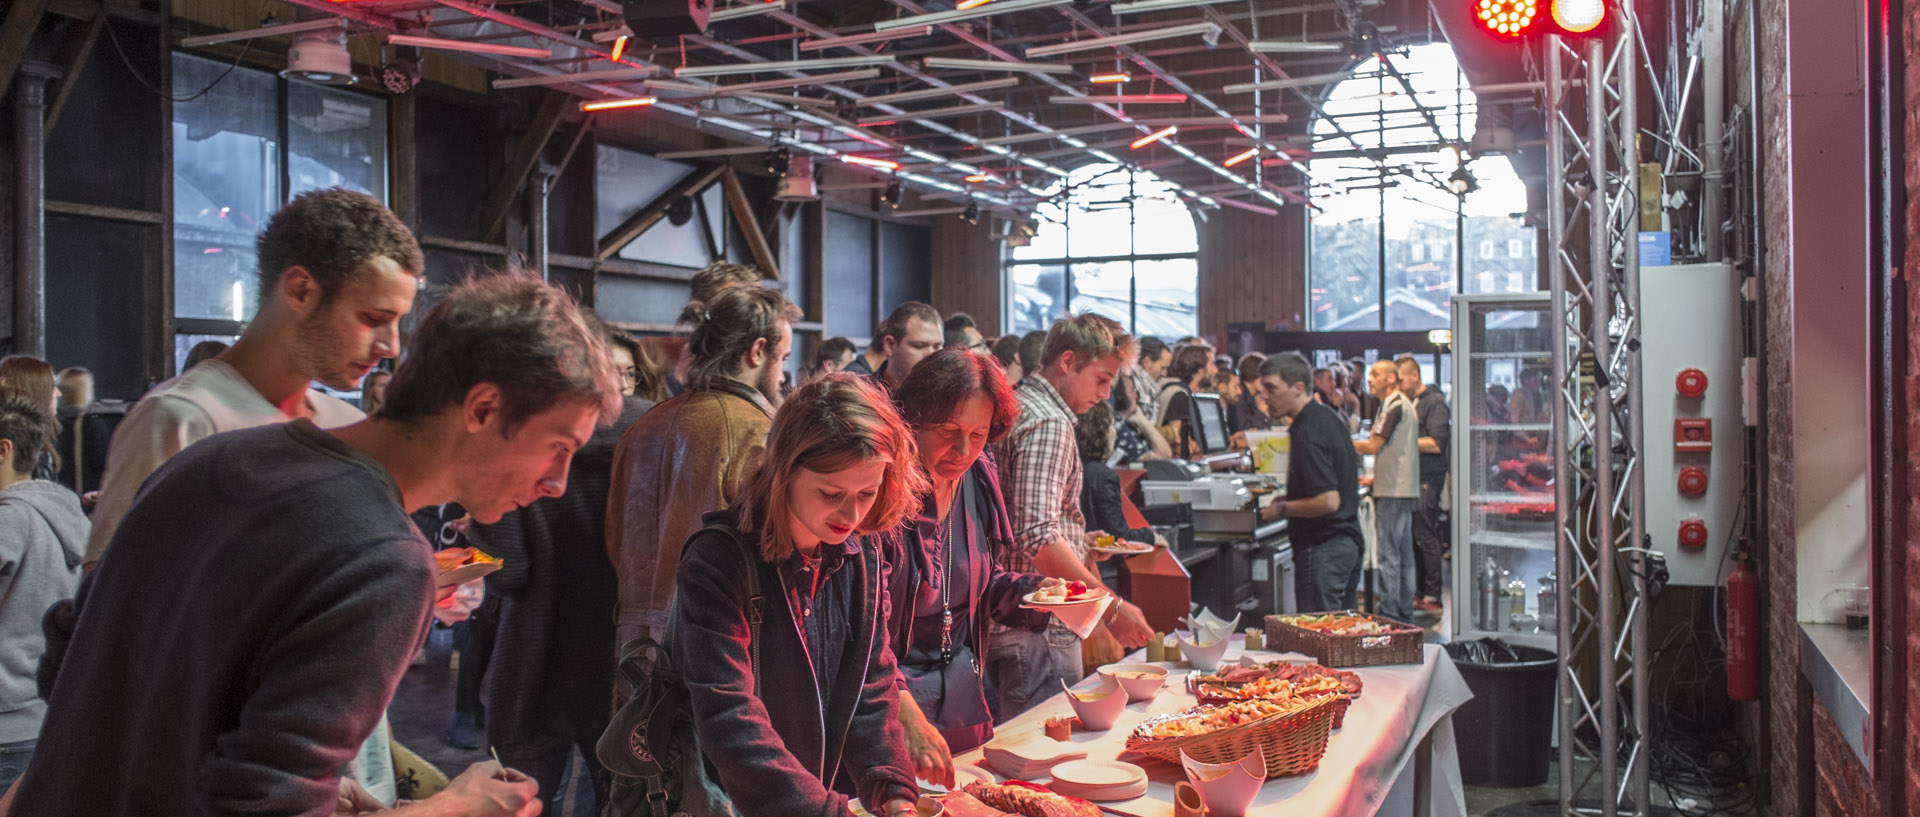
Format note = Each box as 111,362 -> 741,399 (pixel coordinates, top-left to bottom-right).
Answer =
1124,695 -> 1339,777
1264,611 -> 1423,668
1189,684 -> 1353,730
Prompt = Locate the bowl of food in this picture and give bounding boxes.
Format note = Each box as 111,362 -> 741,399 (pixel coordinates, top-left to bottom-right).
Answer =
1097,663 -> 1169,702
1062,677 -> 1129,731
1177,632 -> 1231,671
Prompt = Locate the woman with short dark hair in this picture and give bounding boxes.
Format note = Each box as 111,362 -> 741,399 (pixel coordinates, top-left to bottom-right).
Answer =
885,349 -> 1063,785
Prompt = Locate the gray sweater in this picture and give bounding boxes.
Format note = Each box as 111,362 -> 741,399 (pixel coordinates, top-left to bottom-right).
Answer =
0,479 -> 87,743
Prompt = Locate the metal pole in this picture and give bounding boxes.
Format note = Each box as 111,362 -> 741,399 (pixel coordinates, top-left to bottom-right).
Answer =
527,168 -> 553,282
1618,0 -> 1650,808
1545,33 -> 1576,815
1701,0 -> 1725,262
13,63 -> 56,359
1584,35 -> 1618,817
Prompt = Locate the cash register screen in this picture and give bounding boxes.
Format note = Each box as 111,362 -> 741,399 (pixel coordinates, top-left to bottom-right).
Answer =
1191,393 -> 1231,453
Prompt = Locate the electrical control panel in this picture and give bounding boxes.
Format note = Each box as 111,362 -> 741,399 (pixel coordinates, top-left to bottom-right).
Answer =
1641,263 -> 1743,585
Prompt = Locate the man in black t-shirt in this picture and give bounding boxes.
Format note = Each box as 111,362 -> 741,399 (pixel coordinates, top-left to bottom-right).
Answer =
1258,353 -> 1363,612
1397,356 -> 1452,609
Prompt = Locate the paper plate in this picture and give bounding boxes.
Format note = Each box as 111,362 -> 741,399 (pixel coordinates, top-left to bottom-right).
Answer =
1089,541 -> 1156,556
1049,759 -> 1147,789
1021,588 -> 1110,606
435,560 -> 502,588
918,765 -> 994,794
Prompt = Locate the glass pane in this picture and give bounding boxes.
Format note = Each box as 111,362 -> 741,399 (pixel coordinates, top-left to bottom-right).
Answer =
1383,185 -> 1456,331
1131,183 -> 1197,256
1067,201 -> 1133,258
1133,258 -> 1198,339
1309,192 -> 1382,331
174,333 -> 240,375
172,54 -> 279,323
1009,264 -> 1066,334
1462,157 -> 1539,294
1069,259 -> 1133,329
1012,200 -> 1067,260
288,83 -> 388,199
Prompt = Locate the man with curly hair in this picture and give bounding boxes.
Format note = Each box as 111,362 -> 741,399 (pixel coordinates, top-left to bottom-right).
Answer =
84,188 -> 423,570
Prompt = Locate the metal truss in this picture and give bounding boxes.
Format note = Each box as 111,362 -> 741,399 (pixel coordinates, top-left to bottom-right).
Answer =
1542,2 -> 1652,815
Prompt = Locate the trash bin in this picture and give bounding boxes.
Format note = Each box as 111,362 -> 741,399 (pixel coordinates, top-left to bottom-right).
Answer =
1445,640 -> 1557,788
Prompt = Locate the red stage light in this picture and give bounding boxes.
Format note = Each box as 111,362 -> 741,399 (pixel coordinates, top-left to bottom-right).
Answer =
1475,0 -> 1539,36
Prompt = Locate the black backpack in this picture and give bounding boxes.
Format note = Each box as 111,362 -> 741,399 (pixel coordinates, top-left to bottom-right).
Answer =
597,525 -> 764,817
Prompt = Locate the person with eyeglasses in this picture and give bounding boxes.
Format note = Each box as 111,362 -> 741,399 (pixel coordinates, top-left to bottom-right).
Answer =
943,312 -> 990,354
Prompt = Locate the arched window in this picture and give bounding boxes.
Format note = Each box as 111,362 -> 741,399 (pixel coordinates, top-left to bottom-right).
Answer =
1307,43 -> 1533,331
1005,163 -> 1199,338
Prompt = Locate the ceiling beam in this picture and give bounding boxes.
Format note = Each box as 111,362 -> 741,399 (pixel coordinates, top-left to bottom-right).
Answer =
596,164 -> 729,262
480,91 -> 574,244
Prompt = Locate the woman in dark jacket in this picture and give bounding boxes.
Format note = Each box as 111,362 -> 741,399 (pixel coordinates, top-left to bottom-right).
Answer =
885,350 -> 1063,788
1075,401 -> 1157,545
674,374 -> 926,817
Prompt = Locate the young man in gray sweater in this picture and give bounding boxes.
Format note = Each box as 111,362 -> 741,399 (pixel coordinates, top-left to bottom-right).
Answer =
14,276 -> 622,816
0,390 -> 88,790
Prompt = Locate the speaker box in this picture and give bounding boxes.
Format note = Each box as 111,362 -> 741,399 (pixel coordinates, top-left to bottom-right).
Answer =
622,0 -> 711,37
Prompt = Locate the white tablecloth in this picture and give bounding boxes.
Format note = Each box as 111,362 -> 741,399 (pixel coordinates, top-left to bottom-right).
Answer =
955,642 -> 1473,817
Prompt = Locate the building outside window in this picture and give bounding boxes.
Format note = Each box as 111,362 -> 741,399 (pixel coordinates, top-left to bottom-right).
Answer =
171,53 -> 389,373
1006,163 -> 1199,339
1307,43 -> 1536,332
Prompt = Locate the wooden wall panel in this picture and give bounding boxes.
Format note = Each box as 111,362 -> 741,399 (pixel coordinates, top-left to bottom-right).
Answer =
1195,204 -> 1309,340
929,217 -> 1003,337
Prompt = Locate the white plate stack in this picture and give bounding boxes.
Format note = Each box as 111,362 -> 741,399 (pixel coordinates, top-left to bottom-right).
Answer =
1045,759 -> 1150,801
980,737 -> 1086,779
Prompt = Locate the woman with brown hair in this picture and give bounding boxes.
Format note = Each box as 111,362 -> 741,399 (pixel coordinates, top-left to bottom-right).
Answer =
673,373 -> 926,817
0,357 -> 60,481
885,349 -> 1064,787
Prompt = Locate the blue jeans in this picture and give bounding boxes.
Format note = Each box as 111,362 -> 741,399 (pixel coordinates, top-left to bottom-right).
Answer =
1294,535 -> 1362,613
0,738 -> 34,791
1373,497 -> 1417,623
985,621 -> 1082,720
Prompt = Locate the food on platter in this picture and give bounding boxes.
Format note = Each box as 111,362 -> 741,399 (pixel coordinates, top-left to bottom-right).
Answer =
433,547 -> 504,587
1193,675 -> 1348,702
1192,661 -> 1363,696
960,781 -> 1100,817
937,792 -> 1013,817
1271,612 -> 1410,636
1128,699 -> 1299,741
1026,581 -> 1102,605
1090,538 -> 1155,555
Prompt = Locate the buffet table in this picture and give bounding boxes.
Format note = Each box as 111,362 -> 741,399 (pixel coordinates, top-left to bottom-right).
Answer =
956,641 -> 1473,817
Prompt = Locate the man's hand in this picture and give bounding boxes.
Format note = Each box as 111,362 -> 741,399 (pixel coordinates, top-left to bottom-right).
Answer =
426,761 -> 541,817
334,778 -> 386,816
897,692 -> 954,790
1105,601 -> 1153,649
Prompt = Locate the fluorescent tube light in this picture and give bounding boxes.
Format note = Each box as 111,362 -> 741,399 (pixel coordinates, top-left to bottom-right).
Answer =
1024,22 -> 1219,58
874,0 -> 1073,32
857,102 -> 1004,126
1134,115 -> 1289,126
674,55 -> 895,78
1130,125 -> 1179,149
842,155 -> 902,169
1247,40 -> 1345,52
799,26 -> 932,50
1089,72 -> 1131,83
581,96 -> 659,112
1221,72 -> 1350,94
181,18 -> 344,48
978,122 -> 1142,146
923,57 -> 1073,74
859,77 -> 1019,106
492,66 -> 655,89
608,34 -> 628,62
1047,94 -> 1187,104
387,34 -> 551,59
710,0 -> 789,22
1223,148 -> 1258,166
1109,0 -> 1240,14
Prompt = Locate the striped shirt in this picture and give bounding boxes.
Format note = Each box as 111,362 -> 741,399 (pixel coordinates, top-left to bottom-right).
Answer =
993,375 -> 1087,574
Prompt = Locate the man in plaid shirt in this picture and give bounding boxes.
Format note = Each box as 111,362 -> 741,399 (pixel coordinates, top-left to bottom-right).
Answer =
988,313 -> 1155,718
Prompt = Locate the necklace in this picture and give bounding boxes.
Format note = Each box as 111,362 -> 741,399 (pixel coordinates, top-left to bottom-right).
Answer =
938,507 -> 956,666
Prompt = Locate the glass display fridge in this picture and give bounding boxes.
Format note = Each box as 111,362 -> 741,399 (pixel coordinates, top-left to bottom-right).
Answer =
1449,293 -> 1557,649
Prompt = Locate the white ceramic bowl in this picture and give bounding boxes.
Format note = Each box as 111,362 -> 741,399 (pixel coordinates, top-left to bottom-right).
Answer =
1178,632 -> 1231,671
1097,662 -> 1170,702
1061,677 -> 1129,731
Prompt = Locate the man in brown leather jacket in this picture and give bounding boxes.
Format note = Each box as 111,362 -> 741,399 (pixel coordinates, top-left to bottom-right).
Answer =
606,285 -> 799,694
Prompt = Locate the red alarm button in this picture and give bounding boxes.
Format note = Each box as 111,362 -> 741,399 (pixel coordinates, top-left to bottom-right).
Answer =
1676,368 -> 1709,398
1678,518 -> 1709,550
1678,466 -> 1709,495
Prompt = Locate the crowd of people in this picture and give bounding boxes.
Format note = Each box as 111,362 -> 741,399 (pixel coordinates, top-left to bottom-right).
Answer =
0,187 -> 1454,817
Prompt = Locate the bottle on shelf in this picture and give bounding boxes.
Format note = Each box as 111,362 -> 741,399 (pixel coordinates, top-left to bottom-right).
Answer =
1537,575 -> 1558,632
1477,558 -> 1502,631
1507,575 -> 1528,631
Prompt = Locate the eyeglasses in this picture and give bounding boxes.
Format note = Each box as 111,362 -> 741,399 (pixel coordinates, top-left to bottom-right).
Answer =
966,341 -> 991,352
620,367 -> 639,383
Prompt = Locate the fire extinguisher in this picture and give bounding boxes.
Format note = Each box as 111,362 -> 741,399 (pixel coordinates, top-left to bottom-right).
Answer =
1726,555 -> 1758,701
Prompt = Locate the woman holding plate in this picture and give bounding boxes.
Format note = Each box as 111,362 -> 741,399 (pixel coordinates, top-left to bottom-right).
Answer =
884,349 -> 1066,789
